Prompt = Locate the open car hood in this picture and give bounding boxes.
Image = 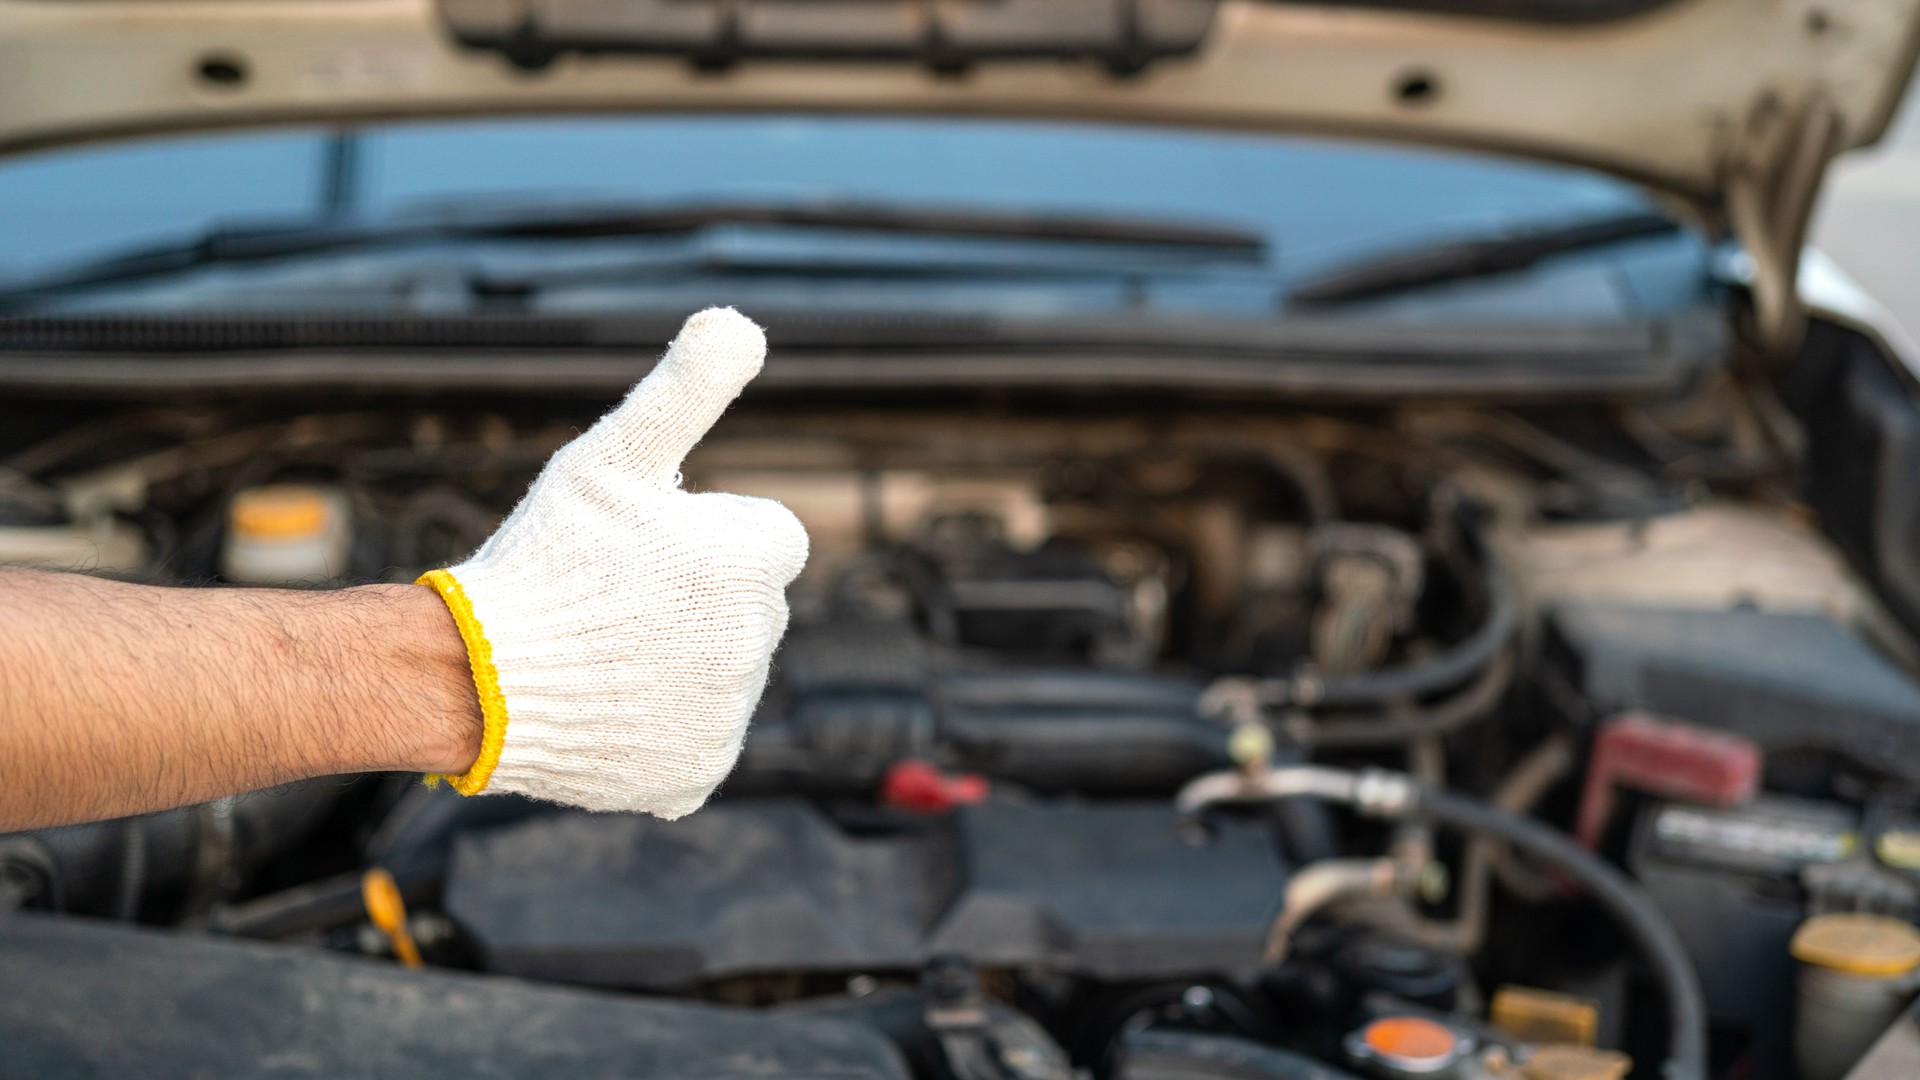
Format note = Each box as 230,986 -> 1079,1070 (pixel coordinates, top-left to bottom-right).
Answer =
1,0 -> 1917,348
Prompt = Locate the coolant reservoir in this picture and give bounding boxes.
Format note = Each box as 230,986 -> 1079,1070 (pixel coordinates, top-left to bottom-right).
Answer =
221,485 -> 351,584
1790,912 -> 1920,1080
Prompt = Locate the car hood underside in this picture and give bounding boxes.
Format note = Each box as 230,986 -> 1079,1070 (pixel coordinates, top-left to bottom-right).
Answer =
1,0 -> 1916,205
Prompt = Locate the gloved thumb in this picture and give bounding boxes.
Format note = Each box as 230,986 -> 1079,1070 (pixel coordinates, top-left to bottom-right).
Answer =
590,307 -> 767,488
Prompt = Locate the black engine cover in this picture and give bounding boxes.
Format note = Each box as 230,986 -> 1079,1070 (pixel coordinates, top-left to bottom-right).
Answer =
0,913 -> 909,1079
445,799 -> 1288,990
1548,603 -> 1920,783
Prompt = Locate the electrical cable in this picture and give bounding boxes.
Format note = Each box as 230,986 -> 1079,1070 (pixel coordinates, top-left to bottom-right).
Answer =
1177,768 -> 1706,1080
1349,734 -> 1573,956
1412,789 -> 1707,1080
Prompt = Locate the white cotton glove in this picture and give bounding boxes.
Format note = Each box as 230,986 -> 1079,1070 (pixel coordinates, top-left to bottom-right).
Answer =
416,307 -> 808,818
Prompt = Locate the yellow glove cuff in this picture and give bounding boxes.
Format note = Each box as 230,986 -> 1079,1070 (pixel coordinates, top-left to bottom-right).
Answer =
416,568 -> 509,796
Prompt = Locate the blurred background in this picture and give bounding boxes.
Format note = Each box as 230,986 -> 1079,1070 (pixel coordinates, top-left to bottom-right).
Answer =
1815,84 -> 1920,344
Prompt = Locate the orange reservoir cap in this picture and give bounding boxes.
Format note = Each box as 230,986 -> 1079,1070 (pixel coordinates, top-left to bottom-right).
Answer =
1346,1014 -> 1472,1077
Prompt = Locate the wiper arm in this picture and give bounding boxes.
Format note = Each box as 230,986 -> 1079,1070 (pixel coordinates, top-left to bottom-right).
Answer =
1286,210 -> 1680,309
0,201 -> 1266,310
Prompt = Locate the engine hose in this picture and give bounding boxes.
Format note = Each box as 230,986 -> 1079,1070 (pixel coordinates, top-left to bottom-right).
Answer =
911,513 -> 1514,722
1285,538 -> 1515,709
937,671 -> 1205,714
940,709 -> 1231,791
1176,767 -> 1705,1080
1348,734 -> 1573,956
732,706 -> 1233,794
1413,789 -> 1707,1080
1284,649 -> 1515,750
0,779 -> 341,917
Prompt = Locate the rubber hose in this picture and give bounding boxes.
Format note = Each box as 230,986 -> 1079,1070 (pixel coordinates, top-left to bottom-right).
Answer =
1302,551 -> 1515,708
940,710 -> 1231,791
1289,650 -> 1514,749
1415,789 -> 1707,1080
5,780 -> 341,916
901,516 -> 1515,718
937,671 -> 1204,714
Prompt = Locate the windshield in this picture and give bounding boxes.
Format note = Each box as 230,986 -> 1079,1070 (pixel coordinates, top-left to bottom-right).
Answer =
0,115 -> 1708,324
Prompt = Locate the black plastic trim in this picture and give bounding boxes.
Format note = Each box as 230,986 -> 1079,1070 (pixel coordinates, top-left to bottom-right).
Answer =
1781,317 -> 1920,637
0,312 -> 1725,402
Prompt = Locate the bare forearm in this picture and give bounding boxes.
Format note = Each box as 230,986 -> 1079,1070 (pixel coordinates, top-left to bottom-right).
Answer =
0,569 -> 481,831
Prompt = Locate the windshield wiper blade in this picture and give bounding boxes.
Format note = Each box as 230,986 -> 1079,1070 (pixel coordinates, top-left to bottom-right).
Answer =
0,201 -> 1267,310
1286,210 -> 1680,308
480,202 -> 1266,251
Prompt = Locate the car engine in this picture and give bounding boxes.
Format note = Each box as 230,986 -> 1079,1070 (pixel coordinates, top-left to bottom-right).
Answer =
6,377 -> 1920,1080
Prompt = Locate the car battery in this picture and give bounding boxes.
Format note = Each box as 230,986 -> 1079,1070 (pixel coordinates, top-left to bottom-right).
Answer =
1628,795 -> 1859,1080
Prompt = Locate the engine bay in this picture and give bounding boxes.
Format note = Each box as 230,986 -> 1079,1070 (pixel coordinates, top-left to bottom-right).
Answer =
7,384 -> 1920,1080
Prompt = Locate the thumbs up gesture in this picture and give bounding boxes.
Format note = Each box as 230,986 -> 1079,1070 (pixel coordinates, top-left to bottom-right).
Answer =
416,308 -> 809,817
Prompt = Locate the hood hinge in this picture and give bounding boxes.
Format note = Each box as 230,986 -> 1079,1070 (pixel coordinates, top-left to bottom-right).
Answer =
1722,88 -> 1848,363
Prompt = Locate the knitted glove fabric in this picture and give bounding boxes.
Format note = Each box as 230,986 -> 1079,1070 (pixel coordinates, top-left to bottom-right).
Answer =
418,307 -> 808,818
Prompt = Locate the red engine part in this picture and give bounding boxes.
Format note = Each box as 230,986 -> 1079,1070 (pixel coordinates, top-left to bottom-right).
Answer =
1573,712 -> 1762,849
880,760 -> 990,814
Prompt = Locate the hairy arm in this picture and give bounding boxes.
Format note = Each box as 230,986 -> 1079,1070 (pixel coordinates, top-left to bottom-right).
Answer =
0,568 -> 481,831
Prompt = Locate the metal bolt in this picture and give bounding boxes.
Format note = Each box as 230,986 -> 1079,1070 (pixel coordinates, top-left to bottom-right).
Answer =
1182,985 -> 1217,1014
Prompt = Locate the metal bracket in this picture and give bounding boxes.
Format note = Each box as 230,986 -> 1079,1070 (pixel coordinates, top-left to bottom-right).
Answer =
1722,87 -> 1847,362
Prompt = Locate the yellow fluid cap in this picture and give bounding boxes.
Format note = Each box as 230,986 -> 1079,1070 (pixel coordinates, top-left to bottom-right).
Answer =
230,485 -> 330,541
361,867 -> 423,969
1791,912 -> 1920,977
1519,1044 -> 1632,1080
1875,829 -> 1920,870
1490,985 -> 1600,1047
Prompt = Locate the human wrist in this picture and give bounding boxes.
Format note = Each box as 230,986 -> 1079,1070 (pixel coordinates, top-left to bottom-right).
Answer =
346,583 -> 484,776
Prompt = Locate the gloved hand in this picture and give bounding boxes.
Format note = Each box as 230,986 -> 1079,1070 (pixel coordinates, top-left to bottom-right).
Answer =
417,307 -> 808,818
